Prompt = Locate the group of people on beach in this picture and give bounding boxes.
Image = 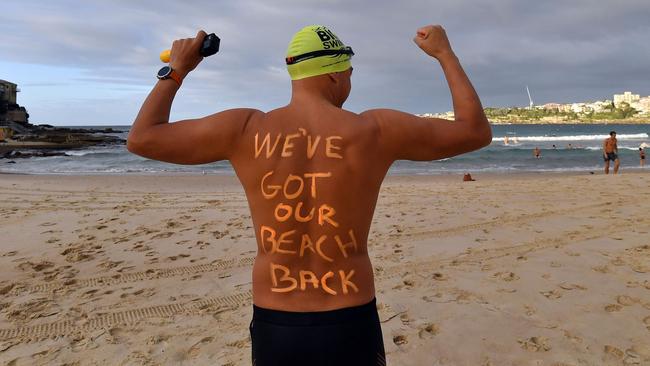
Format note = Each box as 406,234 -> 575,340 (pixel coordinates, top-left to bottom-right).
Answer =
529,130 -> 647,173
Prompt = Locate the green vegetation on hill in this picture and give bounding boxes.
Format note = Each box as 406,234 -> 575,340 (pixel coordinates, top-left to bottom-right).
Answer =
484,102 -> 645,123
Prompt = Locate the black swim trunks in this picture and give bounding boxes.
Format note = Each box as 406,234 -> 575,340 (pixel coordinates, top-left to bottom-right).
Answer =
250,298 -> 386,366
604,152 -> 618,162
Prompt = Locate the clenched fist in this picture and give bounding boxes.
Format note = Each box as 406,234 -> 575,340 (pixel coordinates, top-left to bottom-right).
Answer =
170,30 -> 207,78
413,25 -> 454,60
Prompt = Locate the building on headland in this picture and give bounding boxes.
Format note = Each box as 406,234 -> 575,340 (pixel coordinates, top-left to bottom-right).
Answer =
634,97 -> 650,114
613,91 -> 640,107
587,100 -> 614,113
0,79 -> 30,125
542,103 -> 562,111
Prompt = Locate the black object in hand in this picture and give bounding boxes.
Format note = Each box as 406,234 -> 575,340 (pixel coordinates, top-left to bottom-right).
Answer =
200,33 -> 220,57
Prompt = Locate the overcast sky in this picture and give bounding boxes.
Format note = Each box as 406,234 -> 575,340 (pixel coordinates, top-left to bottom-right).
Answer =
2,0 -> 649,126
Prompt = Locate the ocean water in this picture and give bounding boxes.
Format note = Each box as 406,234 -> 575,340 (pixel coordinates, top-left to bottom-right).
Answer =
1,124 -> 648,175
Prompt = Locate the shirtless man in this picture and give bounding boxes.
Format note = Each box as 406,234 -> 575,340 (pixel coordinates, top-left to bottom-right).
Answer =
127,24 -> 491,365
603,131 -> 620,174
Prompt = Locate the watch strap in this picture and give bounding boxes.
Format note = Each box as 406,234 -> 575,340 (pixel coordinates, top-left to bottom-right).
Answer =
168,69 -> 183,86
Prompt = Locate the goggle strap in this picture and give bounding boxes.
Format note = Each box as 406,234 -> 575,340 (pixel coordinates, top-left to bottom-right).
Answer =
286,48 -> 354,65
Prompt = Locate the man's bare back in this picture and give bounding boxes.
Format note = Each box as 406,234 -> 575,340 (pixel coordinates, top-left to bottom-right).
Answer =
229,103 -> 389,311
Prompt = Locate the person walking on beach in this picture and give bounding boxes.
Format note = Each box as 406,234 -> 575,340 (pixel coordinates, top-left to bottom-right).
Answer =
127,24 -> 491,365
603,131 -> 620,174
640,147 -> 646,167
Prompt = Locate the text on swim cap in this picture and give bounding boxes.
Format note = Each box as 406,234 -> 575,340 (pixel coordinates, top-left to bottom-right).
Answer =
316,28 -> 343,50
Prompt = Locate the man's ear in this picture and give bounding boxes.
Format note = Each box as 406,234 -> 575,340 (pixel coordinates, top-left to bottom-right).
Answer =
327,73 -> 339,84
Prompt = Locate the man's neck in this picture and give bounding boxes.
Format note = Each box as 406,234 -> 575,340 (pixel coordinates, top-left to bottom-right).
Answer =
290,77 -> 342,107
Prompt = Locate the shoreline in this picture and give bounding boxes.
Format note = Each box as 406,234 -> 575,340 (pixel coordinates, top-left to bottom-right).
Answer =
1,170 -> 648,187
489,120 -> 650,125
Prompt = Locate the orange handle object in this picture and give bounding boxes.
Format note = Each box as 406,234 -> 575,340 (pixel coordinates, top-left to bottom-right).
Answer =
160,49 -> 171,63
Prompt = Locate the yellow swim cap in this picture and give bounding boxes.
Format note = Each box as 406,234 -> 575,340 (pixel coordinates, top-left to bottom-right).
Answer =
286,25 -> 354,80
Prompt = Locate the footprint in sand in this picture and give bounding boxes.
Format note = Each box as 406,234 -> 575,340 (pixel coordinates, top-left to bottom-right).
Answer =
524,305 -> 536,316
393,334 -> 408,346
120,288 -> 156,299
432,272 -> 448,281
603,345 -> 625,361
99,260 -> 124,269
562,330 -> 583,344
187,337 -> 214,359
399,313 -> 411,325
402,279 -> 415,288
540,290 -> 562,299
518,336 -> 551,352
629,344 -> 650,363
559,283 -> 587,291
604,304 -> 623,312
151,231 -> 174,239
0,283 -> 16,295
592,265 -> 610,274
108,327 -> 129,344
616,295 -> 638,306
17,261 -> 55,272
6,298 -> 60,321
643,315 -> 650,329
418,323 -> 439,339
81,289 -> 100,299
60,248 -> 94,263
493,271 -> 519,281
610,257 -> 626,266
226,338 -> 249,349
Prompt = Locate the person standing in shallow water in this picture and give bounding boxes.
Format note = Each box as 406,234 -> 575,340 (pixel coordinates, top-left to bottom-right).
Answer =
640,147 -> 646,167
127,24 -> 491,365
533,147 -> 541,159
603,131 -> 620,174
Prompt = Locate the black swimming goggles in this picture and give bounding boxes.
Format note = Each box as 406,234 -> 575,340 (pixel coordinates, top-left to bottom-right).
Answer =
285,46 -> 354,65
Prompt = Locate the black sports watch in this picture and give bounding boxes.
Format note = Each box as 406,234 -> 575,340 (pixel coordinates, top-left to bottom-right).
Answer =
156,66 -> 183,86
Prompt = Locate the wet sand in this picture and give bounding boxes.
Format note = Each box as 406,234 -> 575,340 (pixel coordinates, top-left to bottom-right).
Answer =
0,172 -> 649,365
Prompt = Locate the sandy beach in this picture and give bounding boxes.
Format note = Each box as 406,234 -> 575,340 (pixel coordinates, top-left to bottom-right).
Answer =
0,172 -> 649,365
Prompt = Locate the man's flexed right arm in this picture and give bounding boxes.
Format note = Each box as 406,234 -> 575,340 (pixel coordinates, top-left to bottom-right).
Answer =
364,25 -> 492,162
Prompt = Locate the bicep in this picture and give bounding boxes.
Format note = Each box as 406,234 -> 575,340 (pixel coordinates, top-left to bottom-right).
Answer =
128,108 -> 260,164
365,109 -> 488,161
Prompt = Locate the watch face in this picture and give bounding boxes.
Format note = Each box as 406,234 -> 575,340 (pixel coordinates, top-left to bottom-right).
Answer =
157,66 -> 171,78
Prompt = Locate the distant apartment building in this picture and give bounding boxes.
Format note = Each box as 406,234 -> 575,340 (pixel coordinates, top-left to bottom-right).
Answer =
542,103 -> 561,111
570,103 -> 588,113
585,100 -> 613,113
613,91 -> 640,107
632,96 -> 650,114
